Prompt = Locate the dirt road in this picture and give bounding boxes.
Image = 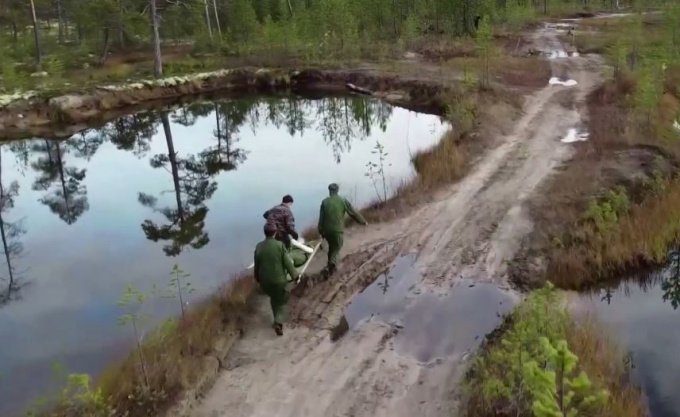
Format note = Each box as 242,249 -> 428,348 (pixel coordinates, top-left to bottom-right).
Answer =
190,22 -> 602,417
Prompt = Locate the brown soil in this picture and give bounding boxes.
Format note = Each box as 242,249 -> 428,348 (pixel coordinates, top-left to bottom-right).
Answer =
185,23 -> 604,417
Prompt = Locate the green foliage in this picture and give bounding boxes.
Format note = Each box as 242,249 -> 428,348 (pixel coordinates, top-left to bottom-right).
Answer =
229,0 -> 261,41
607,37 -> 629,79
475,16 -> 493,88
466,284 -> 610,416
633,61 -> 664,128
644,170 -> 666,195
445,89 -> 478,133
584,187 -> 629,237
523,338 -> 609,417
45,57 -> 65,77
26,373 -> 114,417
1,62 -> 21,92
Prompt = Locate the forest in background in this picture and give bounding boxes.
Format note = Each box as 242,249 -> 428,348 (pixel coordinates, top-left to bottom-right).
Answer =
0,0 -> 654,83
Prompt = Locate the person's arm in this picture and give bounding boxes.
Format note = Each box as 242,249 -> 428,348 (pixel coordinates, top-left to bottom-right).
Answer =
318,202 -> 325,237
345,199 -> 367,225
286,210 -> 299,240
253,250 -> 260,283
282,246 -> 299,281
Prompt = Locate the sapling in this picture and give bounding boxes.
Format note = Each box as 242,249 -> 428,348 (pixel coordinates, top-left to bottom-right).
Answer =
365,141 -> 391,203
117,285 -> 151,388
163,263 -> 195,320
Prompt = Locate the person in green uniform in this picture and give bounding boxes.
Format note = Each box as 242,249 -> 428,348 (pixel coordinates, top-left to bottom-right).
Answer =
318,183 -> 367,277
253,224 -> 300,336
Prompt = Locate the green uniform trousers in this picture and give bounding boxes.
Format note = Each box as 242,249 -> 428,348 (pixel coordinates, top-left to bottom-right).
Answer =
260,282 -> 290,324
325,231 -> 344,268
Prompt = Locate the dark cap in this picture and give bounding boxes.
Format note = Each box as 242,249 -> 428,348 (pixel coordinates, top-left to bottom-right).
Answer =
328,183 -> 339,193
282,195 -> 294,204
264,224 -> 277,237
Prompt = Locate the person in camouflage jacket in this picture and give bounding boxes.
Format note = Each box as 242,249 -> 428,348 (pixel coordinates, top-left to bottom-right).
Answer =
263,195 -> 299,247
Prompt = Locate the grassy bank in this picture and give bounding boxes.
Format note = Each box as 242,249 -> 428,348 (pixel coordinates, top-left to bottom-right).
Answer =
464,284 -> 647,417
41,274 -> 257,417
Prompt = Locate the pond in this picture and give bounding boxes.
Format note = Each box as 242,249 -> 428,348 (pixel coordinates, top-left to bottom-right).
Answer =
578,253 -> 680,417
0,95 -> 448,415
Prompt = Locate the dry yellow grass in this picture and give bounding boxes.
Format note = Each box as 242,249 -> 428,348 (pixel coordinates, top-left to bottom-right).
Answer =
566,315 -> 648,417
97,274 -> 257,417
550,177 -> 680,288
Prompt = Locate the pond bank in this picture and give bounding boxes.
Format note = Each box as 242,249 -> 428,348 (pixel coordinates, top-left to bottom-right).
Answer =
0,67 -> 452,141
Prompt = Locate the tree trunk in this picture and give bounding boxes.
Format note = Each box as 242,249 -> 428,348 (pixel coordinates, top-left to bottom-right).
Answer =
56,0 -> 64,43
29,0 -> 42,65
0,153 -> 14,288
204,0 -> 213,40
161,113 -> 184,224
11,21 -> 17,41
212,0 -> 222,37
118,0 -> 125,47
149,0 -> 163,78
99,27 -> 111,66
287,0 -> 294,16
55,144 -> 72,220
392,0 -> 397,36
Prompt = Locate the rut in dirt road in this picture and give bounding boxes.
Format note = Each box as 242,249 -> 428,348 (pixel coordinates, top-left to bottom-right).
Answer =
188,23 -> 603,417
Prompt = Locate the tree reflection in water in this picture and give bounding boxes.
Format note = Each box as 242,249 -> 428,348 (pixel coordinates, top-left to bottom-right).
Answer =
31,141 -> 90,225
597,249 -> 680,310
138,112 -> 215,256
0,146 -> 27,306
662,250 -> 680,309
7,96 -> 394,257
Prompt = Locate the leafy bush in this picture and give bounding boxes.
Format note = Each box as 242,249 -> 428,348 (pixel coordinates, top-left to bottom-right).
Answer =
29,374 -> 115,417
584,186 -> 629,237
465,284 -> 618,417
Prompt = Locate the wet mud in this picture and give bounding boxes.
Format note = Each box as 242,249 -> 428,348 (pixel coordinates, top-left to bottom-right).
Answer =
340,254 -> 514,364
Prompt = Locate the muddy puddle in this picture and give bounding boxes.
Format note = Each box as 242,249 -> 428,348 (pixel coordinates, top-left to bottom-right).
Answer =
561,127 -> 589,143
341,254 -> 515,364
0,95 -> 447,415
576,253 -> 680,417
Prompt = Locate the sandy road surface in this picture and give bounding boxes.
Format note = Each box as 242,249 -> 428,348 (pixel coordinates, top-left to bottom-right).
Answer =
190,22 -> 602,417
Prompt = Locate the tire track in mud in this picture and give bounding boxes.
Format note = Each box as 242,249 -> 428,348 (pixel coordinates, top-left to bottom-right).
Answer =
190,22 -> 603,417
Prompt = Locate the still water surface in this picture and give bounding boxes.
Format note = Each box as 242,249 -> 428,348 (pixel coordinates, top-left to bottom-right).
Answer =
0,96 -> 447,414
579,254 -> 680,417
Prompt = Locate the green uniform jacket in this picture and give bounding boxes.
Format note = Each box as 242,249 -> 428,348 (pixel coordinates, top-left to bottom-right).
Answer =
253,238 -> 299,285
318,194 -> 367,236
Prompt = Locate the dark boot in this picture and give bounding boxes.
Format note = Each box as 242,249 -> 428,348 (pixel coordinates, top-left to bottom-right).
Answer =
328,263 -> 337,276
273,322 -> 284,336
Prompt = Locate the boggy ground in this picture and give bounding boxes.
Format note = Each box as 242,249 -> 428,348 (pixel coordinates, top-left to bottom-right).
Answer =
187,22 -> 604,417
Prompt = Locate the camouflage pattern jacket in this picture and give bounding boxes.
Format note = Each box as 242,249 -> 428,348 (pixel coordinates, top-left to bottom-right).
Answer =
263,204 -> 298,240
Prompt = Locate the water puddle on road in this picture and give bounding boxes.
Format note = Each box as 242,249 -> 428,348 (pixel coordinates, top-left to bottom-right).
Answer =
394,281 -> 515,363
561,128 -> 589,143
340,254 -> 516,364
345,254 -> 420,329
549,77 -> 578,87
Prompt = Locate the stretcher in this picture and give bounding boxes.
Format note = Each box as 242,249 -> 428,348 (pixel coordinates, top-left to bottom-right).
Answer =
247,237 -> 323,284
